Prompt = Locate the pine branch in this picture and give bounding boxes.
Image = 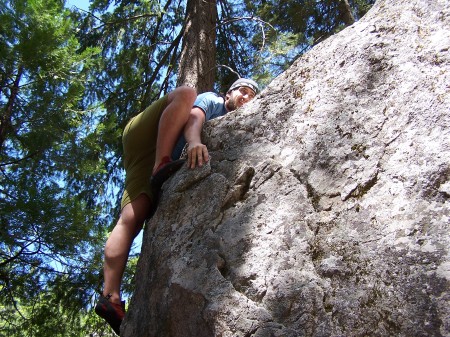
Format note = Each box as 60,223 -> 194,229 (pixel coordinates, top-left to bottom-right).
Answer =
217,16 -> 276,32
0,66 -> 23,153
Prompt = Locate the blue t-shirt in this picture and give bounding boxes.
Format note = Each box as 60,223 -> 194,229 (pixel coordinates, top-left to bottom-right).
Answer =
194,92 -> 227,120
171,92 -> 227,159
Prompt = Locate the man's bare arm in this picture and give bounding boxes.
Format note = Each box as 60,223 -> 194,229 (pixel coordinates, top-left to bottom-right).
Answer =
184,107 -> 208,168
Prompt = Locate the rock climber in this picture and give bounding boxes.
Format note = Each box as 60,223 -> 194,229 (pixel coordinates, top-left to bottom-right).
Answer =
94,78 -> 259,335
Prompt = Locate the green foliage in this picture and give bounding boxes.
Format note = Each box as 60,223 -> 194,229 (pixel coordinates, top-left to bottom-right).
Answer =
240,0 -> 376,80
77,0 -> 184,122
1,286 -> 117,336
0,0 -> 113,335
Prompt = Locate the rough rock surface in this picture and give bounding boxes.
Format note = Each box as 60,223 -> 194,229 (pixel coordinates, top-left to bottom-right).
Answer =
123,0 -> 450,336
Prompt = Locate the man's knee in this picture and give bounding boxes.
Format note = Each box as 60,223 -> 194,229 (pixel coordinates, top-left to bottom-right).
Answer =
173,85 -> 197,104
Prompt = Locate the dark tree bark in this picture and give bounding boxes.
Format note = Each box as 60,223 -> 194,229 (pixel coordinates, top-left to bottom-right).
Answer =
176,0 -> 217,93
337,0 -> 355,25
0,66 -> 23,152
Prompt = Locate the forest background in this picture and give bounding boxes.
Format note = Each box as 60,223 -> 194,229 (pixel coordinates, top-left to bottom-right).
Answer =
0,0 -> 374,335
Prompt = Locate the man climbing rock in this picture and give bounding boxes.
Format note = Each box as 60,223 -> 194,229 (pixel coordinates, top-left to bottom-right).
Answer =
95,78 -> 259,335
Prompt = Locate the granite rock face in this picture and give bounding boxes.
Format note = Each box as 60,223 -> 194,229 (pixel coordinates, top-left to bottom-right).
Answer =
122,0 -> 450,336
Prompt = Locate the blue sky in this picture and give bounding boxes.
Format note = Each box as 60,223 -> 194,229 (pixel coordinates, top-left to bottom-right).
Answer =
66,0 -> 91,11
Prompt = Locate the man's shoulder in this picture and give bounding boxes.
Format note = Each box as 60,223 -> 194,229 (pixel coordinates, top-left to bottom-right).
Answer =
196,92 -> 224,103
194,92 -> 227,119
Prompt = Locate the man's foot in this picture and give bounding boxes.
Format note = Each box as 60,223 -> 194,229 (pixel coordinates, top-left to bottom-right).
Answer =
95,295 -> 125,336
151,156 -> 185,193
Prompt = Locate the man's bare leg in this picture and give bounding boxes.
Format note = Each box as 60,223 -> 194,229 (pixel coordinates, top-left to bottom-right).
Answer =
102,194 -> 151,304
153,86 -> 197,173
102,86 -> 197,304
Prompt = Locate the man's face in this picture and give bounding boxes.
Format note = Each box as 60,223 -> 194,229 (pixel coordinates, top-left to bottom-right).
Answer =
225,86 -> 256,111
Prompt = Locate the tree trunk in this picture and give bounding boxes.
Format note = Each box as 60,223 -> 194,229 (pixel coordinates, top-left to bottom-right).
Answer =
337,0 -> 355,25
0,66 -> 23,152
176,0 -> 217,93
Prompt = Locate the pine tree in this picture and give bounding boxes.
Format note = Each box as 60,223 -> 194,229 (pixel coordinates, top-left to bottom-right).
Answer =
1,0 -> 108,335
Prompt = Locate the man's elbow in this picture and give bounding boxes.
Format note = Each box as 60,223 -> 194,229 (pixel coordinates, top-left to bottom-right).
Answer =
190,107 -> 206,124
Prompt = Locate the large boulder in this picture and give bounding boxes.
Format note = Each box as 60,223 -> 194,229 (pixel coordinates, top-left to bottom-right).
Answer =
123,0 -> 450,335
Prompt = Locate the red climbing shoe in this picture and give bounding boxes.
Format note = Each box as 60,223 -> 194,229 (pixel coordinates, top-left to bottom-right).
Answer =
95,295 -> 125,336
151,156 -> 185,192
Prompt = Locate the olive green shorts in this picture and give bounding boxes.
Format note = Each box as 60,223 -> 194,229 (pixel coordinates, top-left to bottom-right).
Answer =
120,95 -> 169,210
